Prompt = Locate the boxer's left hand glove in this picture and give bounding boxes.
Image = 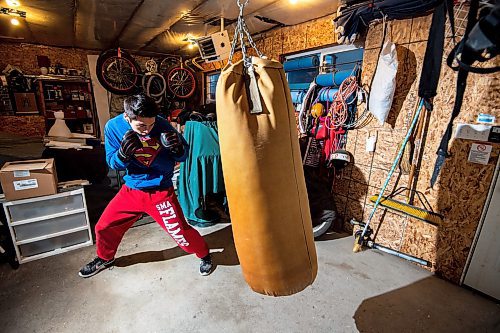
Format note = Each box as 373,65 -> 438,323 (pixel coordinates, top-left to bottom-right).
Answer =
160,131 -> 184,157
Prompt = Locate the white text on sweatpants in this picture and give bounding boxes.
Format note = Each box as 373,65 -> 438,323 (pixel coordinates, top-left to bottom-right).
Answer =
156,201 -> 190,247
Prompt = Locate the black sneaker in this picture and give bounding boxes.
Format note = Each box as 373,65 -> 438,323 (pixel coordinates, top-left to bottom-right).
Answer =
199,254 -> 213,276
79,256 -> 115,278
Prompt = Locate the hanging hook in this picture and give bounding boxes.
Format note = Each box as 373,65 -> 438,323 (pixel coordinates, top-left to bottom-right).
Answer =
237,0 -> 249,9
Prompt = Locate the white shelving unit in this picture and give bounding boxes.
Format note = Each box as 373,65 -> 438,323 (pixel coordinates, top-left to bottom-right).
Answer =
2,188 -> 93,264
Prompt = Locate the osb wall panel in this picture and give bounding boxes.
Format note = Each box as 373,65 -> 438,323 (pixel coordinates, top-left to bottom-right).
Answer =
200,14 -> 336,72
339,12 -> 500,283
0,115 -> 45,136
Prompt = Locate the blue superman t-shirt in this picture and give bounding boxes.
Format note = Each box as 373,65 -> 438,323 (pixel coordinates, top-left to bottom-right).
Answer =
104,114 -> 189,190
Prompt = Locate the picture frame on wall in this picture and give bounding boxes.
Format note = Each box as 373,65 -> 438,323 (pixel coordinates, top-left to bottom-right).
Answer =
13,92 -> 39,115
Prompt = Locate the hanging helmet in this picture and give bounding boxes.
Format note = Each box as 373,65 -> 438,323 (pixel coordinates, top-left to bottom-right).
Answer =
329,149 -> 351,169
311,103 -> 325,118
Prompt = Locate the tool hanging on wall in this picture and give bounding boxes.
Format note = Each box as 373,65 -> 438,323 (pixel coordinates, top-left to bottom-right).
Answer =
406,100 -> 427,202
431,0 -> 499,187
353,98 -> 424,254
368,187 -> 443,226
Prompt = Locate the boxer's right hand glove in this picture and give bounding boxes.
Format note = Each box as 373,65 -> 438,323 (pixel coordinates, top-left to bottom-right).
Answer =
117,130 -> 142,162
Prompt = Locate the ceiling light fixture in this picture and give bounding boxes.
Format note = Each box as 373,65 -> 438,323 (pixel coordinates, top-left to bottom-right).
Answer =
183,34 -> 198,50
6,0 -> 20,7
10,17 -> 19,25
0,7 -> 26,18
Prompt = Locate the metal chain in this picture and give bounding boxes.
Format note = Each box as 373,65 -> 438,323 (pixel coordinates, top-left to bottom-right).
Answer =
228,0 -> 264,66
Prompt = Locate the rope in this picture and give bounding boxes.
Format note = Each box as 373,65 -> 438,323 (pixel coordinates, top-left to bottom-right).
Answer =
324,76 -> 358,129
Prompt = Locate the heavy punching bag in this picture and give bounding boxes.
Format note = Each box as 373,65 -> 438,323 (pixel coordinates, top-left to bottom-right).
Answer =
215,1 -> 317,296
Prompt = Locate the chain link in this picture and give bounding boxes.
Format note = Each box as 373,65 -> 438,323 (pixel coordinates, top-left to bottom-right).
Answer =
228,0 -> 263,67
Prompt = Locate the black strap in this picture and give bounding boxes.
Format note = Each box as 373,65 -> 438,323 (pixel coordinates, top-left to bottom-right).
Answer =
418,0 -> 453,100
435,1 -> 480,162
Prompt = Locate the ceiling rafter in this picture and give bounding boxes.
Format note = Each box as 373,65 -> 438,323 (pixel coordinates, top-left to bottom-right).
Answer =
110,0 -> 145,49
143,0 -> 282,53
168,0 -> 281,54
138,0 -> 212,51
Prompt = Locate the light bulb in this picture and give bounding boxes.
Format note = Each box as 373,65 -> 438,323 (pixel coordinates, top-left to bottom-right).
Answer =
7,0 -> 21,7
10,18 -> 20,26
289,0 -> 298,4
188,43 -> 194,50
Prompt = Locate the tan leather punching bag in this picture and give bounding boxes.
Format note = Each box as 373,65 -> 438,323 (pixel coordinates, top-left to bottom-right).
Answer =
216,57 -> 318,296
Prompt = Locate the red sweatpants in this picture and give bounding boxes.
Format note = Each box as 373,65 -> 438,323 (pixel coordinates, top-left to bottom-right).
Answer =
95,185 -> 209,261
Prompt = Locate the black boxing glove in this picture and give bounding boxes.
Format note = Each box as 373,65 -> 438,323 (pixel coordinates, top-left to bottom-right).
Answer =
160,131 -> 184,157
117,130 -> 142,162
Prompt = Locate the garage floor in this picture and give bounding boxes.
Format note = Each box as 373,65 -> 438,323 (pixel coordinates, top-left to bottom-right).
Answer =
0,222 -> 499,333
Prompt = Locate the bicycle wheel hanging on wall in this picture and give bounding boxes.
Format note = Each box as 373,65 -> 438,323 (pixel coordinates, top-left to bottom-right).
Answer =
166,66 -> 196,99
142,73 -> 167,98
96,48 -> 141,95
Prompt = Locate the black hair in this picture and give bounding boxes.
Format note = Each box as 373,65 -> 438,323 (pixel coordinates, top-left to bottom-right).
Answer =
123,93 -> 159,119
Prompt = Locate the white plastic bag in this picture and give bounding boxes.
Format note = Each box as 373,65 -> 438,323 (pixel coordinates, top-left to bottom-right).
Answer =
369,41 -> 398,124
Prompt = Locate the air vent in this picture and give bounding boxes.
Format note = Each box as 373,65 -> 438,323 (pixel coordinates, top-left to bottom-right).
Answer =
196,30 -> 231,63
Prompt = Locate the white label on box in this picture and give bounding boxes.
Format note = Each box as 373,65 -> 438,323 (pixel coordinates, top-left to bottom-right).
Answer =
13,170 -> 30,177
468,143 -> 492,165
13,179 -> 39,191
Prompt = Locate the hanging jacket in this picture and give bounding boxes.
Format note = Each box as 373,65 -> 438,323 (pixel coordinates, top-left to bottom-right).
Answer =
178,121 -> 225,224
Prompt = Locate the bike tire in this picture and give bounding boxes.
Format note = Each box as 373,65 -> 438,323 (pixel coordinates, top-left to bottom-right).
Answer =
165,66 -> 196,99
313,219 -> 333,238
142,73 -> 167,98
96,49 -> 141,95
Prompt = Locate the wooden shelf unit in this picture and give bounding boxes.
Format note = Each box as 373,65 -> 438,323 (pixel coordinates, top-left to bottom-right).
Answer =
36,77 -> 100,137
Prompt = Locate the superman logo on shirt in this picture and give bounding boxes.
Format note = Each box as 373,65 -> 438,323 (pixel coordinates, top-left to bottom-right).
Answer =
134,136 -> 161,167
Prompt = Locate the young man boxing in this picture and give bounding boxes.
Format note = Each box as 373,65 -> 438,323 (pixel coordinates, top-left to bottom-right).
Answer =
79,93 -> 212,278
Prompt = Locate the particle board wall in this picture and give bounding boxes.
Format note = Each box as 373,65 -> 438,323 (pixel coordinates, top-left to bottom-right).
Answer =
340,14 -> 500,283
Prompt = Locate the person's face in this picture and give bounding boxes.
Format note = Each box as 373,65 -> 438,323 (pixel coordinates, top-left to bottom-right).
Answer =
125,114 -> 156,136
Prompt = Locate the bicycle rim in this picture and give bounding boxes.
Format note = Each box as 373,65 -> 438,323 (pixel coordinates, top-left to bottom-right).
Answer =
167,67 -> 196,99
100,56 -> 139,93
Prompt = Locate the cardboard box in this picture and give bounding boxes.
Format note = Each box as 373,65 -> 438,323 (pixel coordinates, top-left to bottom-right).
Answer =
0,159 -> 58,201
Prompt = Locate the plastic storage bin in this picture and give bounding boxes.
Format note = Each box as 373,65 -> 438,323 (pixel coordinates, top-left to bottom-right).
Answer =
19,230 -> 90,258
7,193 -> 84,222
13,212 -> 87,241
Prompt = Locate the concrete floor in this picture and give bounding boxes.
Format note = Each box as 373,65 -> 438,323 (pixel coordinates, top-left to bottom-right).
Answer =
0,222 -> 499,333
